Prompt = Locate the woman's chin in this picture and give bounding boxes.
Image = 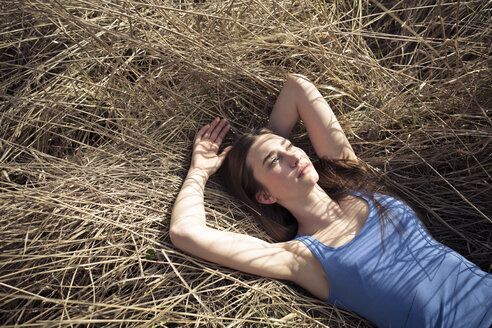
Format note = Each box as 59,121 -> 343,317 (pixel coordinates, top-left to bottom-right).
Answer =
302,169 -> 319,185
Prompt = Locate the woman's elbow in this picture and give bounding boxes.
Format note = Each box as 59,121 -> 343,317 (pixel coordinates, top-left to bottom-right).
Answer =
169,225 -> 188,250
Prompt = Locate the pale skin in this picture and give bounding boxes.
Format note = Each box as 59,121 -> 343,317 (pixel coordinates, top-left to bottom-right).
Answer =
170,75 -> 369,300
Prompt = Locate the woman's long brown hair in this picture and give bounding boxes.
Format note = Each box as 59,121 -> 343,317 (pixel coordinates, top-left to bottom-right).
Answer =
222,128 -> 397,242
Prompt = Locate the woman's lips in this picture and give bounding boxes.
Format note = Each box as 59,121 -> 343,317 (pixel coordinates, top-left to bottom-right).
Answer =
298,163 -> 310,178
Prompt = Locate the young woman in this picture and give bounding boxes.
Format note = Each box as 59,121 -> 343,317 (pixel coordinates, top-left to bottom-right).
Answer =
170,75 -> 492,327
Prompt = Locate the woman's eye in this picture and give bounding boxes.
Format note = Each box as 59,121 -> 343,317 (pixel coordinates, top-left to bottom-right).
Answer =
270,157 -> 279,166
287,143 -> 293,150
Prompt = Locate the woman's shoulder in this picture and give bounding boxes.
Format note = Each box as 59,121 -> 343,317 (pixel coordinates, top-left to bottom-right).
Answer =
348,190 -> 407,207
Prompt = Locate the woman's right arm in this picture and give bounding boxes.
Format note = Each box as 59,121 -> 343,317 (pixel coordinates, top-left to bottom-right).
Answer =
268,74 -> 357,161
170,118 -> 331,300
170,118 -> 299,282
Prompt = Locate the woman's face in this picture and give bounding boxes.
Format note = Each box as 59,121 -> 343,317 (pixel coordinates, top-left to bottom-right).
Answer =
246,133 -> 319,203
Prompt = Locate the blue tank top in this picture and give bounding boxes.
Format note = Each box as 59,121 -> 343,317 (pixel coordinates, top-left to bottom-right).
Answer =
294,192 -> 492,328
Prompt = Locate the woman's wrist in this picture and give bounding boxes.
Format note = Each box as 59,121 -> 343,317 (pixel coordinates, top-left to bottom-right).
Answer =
187,167 -> 211,182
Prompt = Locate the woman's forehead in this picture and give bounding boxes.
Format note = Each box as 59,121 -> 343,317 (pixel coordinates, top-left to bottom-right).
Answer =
246,134 -> 285,165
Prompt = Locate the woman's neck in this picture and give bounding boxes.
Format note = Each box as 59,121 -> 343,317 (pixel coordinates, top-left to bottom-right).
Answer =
279,184 -> 344,236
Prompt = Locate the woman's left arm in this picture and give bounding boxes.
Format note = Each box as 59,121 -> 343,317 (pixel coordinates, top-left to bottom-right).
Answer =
268,74 -> 357,161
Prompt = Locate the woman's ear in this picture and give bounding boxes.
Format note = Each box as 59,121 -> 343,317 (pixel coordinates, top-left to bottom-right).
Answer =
255,190 -> 277,204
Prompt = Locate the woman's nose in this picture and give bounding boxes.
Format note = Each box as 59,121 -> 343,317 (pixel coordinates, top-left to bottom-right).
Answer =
287,151 -> 300,168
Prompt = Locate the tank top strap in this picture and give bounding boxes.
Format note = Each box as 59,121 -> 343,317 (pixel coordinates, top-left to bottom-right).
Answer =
350,191 -> 379,217
293,235 -> 328,262
350,190 -> 373,206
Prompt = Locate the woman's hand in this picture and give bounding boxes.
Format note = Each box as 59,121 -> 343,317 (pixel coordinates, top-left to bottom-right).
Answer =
190,118 -> 231,178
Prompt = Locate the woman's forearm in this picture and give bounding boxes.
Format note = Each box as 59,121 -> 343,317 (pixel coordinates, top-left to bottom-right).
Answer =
269,74 -> 335,137
269,74 -> 356,161
170,168 -> 209,237
268,75 -> 302,137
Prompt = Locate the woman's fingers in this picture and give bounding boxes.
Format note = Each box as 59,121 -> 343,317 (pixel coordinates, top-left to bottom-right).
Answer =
219,145 -> 232,160
197,118 -> 229,142
195,118 -> 229,155
203,117 -> 220,139
210,118 -> 228,142
215,122 -> 230,145
196,123 -> 211,141
210,119 -> 226,141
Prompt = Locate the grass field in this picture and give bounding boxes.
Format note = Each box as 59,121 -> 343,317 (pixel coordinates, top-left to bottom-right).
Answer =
1,0 -> 491,326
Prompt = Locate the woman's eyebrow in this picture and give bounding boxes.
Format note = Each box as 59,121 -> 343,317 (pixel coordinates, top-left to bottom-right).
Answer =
262,139 -> 289,166
262,151 -> 275,166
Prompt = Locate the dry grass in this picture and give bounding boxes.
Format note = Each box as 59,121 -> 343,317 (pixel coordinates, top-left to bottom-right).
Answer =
1,0 -> 491,326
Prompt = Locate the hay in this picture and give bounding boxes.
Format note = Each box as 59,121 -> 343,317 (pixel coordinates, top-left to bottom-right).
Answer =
1,0 -> 490,326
